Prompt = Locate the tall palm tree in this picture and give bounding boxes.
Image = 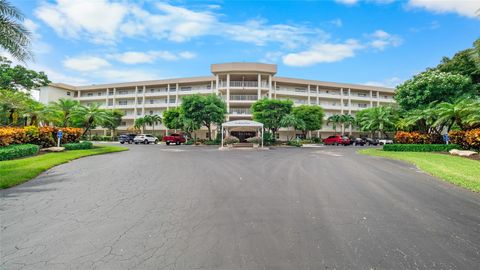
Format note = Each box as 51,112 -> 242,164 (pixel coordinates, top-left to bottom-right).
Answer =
0,0 -> 32,62
49,98 -> 80,127
327,114 -> 341,133
356,106 -> 397,138
71,103 -> 111,137
150,114 -> 162,135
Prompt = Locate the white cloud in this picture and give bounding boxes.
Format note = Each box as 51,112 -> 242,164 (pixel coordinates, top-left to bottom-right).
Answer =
282,39 -> 362,66
63,56 -> 110,72
109,50 -> 196,64
23,19 -> 51,54
35,1 -> 322,48
367,30 -> 403,50
364,77 -> 403,88
35,0 -> 129,44
407,0 -> 480,19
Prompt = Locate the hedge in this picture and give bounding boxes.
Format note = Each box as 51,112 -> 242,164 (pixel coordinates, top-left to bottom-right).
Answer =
63,141 -> 93,150
383,144 -> 460,152
0,144 -> 40,161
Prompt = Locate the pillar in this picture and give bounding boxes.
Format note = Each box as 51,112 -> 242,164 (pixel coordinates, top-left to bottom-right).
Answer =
226,74 -> 230,120
257,74 -> 261,99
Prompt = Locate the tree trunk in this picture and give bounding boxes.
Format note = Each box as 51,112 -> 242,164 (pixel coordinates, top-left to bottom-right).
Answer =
207,125 -> 212,140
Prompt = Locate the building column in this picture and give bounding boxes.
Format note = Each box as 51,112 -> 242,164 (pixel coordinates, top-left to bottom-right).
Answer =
268,74 -> 272,98
141,86 -> 146,116
257,74 -> 261,99
211,81 -> 214,94
307,84 -> 311,104
369,90 -> 373,107
348,88 -> 352,135
167,84 -> 170,109
134,86 -> 138,121
113,88 -> 116,109
226,74 -> 230,121
105,88 -> 109,109
175,83 -> 179,106
377,91 -> 380,106
215,75 -> 219,95
274,81 -> 277,99
340,88 -> 344,114
316,85 -> 319,105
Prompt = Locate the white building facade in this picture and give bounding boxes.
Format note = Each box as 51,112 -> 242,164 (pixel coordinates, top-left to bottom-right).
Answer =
39,62 -> 395,140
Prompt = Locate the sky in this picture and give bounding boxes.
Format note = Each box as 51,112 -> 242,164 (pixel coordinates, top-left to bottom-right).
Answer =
9,0 -> 480,88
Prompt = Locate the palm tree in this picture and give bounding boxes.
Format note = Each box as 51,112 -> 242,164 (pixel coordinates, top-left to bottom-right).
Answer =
71,103 -> 111,137
102,110 -> 124,139
280,113 -> 305,141
149,114 -> 162,135
433,98 -> 480,131
0,0 -> 32,62
49,98 -> 80,127
356,106 -> 397,138
134,117 -> 146,133
339,114 -> 355,135
327,114 -> 341,133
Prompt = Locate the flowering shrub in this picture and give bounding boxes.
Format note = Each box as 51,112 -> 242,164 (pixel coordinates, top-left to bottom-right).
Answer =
448,130 -> 466,147
394,131 -> 442,144
0,126 -> 82,148
465,129 -> 480,150
0,127 -> 26,146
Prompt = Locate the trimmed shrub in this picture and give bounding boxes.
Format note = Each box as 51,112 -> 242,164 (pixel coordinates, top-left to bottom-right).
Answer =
184,140 -> 194,145
311,137 -> 322,144
60,127 -> 83,144
383,144 -> 460,152
394,131 -> 442,144
0,126 -> 82,147
246,136 -> 261,144
465,129 -> 480,150
0,144 -> 39,161
287,140 -> 302,147
224,136 -> 239,145
448,130 -> 466,146
63,141 -> 93,150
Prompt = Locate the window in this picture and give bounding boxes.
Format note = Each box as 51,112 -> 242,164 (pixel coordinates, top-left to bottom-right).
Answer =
118,100 -> 127,106
358,93 -> 367,97
120,122 -> 126,126
98,92 -> 102,96
118,90 -> 128,95
109,90 -> 114,95
137,111 -> 142,115
138,88 -> 143,93
150,88 -> 155,93
87,93 -> 93,97
137,99 -> 143,104
149,110 -> 153,115
150,99 -> 154,104
181,86 -> 191,91
108,100 -> 113,106
66,92 -> 71,96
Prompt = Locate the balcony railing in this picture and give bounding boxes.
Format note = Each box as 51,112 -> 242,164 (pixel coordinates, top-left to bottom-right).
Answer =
219,81 -> 268,88
229,108 -> 251,115
230,95 -> 258,101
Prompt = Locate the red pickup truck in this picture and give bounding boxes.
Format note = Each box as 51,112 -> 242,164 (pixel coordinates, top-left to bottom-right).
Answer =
163,133 -> 186,145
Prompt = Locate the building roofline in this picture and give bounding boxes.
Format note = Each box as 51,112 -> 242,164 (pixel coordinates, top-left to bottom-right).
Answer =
211,62 -> 277,74
49,83 -> 78,91
273,76 -> 395,92
75,76 -> 216,90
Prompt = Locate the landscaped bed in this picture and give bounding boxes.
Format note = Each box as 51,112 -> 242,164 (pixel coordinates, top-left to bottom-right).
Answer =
359,148 -> 480,192
0,145 -> 128,189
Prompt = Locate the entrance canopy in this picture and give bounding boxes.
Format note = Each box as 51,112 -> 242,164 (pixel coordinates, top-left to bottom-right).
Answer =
221,120 -> 264,147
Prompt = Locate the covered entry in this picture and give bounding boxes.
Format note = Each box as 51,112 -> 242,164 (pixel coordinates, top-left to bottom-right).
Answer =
221,120 -> 264,147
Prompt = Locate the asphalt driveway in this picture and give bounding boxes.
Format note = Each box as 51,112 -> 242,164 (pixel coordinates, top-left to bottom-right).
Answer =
1,144 -> 479,269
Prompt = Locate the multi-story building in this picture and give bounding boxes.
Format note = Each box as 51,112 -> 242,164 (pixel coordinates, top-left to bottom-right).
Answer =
39,62 -> 395,140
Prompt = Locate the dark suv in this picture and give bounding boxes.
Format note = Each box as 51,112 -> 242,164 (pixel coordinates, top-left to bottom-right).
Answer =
118,134 -> 137,144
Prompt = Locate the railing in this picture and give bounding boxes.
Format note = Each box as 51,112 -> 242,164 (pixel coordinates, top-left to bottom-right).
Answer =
230,95 -> 258,101
276,87 -> 307,93
229,108 -> 251,115
219,81 -> 268,88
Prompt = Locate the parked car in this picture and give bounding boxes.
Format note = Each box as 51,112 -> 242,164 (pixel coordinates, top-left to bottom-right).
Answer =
118,134 -> 137,144
323,135 -> 351,146
352,137 -> 366,146
134,134 -> 158,144
364,137 -> 380,146
378,139 -> 394,145
163,133 -> 186,145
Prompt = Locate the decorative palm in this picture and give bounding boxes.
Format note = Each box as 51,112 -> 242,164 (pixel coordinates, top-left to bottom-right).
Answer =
339,114 -> 355,134
280,113 -> 305,141
0,0 -> 32,62
49,98 -> 80,127
327,114 -> 341,133
150,114 -> 162,135
134,117 -> 146,133
71,103 -> 111,137
433,98 -> 480,131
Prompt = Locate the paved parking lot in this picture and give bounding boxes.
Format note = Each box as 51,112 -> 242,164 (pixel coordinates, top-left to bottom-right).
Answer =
1,144 -> 479,269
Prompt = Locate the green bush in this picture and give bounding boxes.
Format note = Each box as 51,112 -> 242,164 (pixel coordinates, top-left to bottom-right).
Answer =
263,132 -> 275,146
203,140 -> 220,145
311,137 -> 322,143
287,140 -> 302,147
63,141 -> 93,150
184,140 -> 194,145
383,144 -> 460,152
0,144 -> 39,161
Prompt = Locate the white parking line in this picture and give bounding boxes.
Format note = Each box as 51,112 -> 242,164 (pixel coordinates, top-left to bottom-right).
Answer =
313,150 -> 344,157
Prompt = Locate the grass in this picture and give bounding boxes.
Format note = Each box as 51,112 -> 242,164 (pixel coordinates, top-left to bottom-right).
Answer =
0,145 -> 128,189
359,148 -> 480,192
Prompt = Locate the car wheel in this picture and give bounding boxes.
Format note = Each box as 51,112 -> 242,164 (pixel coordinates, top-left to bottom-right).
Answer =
166,142 -> 170,145
334,142 -> 338,146
154,140 -> 158,144
120,141 -> 124,144
353,142 -> 356,146
135,142 -> 139,144
128,140 -> 133,144
144,139 -> 149,144
379,142 -> 384,145
175,141 -> 180,145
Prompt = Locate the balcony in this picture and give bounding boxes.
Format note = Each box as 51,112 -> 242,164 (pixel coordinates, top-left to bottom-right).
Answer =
229,108 -> 251,115
219,81 -> 268,88
78,95 -> 105,100
229,95 -> 258,101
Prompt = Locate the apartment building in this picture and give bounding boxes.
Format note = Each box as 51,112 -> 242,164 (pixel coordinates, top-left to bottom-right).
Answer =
39,62 -> 395,140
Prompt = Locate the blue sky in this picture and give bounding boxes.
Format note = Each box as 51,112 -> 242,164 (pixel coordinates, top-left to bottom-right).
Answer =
10,0 -> 480,87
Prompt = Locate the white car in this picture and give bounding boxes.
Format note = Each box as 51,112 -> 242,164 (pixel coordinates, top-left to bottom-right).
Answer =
134,134 -> 158,144
378,139 -> 393,145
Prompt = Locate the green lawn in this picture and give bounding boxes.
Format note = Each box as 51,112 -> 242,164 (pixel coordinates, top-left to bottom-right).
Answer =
0,145 -> 128,189
359,148 -> 480,192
